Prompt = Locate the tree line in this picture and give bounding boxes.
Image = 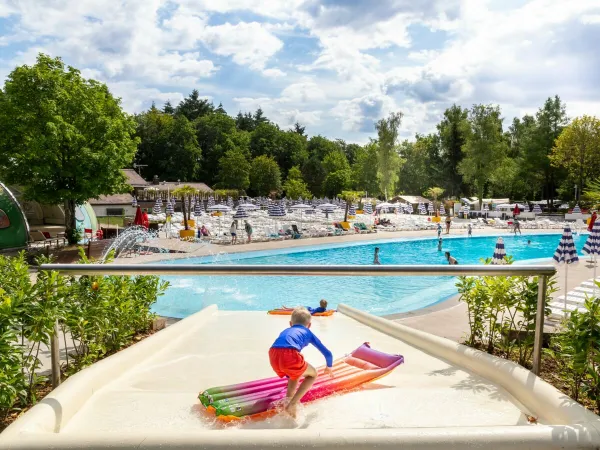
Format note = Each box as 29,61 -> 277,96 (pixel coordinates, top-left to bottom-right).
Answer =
1,54 -> 600,241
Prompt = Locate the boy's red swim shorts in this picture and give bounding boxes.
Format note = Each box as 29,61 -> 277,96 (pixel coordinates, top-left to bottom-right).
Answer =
269,348 -> 308,380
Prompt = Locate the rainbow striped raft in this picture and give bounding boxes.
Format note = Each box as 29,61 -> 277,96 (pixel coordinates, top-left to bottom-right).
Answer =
198,343 -> 404,422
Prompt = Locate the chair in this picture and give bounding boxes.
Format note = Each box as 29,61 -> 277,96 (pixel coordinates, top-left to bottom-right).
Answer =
291,224 -> 303,238
29,230 -> 64,248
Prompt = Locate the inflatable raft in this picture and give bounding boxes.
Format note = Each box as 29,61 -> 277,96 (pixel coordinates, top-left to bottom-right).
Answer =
199,343 -> 404,422
267,308 -> 335,316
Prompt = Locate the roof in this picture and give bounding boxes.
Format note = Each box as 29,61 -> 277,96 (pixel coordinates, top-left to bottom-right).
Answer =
393,195 -> 430,204
144,182 -> 213,193
123,169 -> 149,187
89,194 -> 134,205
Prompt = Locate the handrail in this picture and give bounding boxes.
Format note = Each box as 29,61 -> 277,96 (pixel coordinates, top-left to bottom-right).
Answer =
39,263 -> 555,378
39,263 -> 556,277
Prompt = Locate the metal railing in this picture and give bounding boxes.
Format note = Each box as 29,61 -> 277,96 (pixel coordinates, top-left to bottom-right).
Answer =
40,263 -> 556,384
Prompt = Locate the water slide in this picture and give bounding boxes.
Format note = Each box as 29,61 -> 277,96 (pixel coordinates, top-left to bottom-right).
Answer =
3,305 -> 600,449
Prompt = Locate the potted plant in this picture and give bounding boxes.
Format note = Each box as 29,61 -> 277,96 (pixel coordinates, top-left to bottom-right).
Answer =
172,185 -> 198,239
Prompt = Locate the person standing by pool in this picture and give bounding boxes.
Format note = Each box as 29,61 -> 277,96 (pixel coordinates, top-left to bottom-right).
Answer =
513,218 -> 522,235
437,223 -> 442,238
230,221 -> 238,245
373,247 -> 381,265
445,251 -> 458,265
445,215 -> 452,234
244,220 -> 253,243
437,237 -> 442,251
589,210 -> 597,232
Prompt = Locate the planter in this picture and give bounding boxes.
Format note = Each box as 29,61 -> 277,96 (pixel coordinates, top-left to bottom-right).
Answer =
432,216 -> 441,223
356,210 -> 364,214
179,229 -> 196,240
183,219 -> 196,228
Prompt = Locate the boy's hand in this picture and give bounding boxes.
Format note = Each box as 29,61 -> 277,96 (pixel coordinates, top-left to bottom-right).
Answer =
324,367 -> 334,378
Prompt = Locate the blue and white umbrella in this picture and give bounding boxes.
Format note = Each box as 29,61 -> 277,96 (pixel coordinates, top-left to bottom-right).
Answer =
194,200 -> 203,217
207,196 -> 215,209
439,204 -> 446,215
483,204 -> 489,212
583,220 -> 600,289
406,203 -> 414,214
491,237 -> 507,265
157,195 -> 163,207
166,199 -> 174,215
418,203 -> 427,215
348,205 -> 356,216
363,202 -> 373,215
233,206 -> 248,219
152,198 -> 161,215
131,196 -> 137,208
532,204 -> 542,214
572,204 -> 582,214
227,196 -> 234,208
554,225 -> 579,316
269,204 -> 286,217
463,204 -> 470,217
427,202 -> 434,215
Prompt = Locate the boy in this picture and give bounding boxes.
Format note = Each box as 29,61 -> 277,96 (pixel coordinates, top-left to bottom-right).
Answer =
269,307 -> 333,418
467,223 -> 472,237
281,299 -> 329,315
437,223 -> 442,238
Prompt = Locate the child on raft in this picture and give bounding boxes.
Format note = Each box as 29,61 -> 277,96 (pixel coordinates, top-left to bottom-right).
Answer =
281,299 -> 328,315
269,307 -> 333,418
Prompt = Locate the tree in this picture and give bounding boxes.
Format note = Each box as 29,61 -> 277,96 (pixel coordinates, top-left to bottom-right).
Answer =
375,112 -> 403,199
236,111 -> 255,132
135,108 -> 201,182
163,101 -> 175,114
351,142 -> 379,196
175,89 -> 213,121
250,122 -> 280,158
215,102 -> 226,114
437,105 -> 469,197
302,156 -> 326,197
397,137 -> 429,194
306,135 -> 338,160
282,166 -> 312,199
293,122 -> 306,136
218,149 -> 250,191
274,130 -> 308,177
323,170 -> 351,198
172,185 -> 198,230
0,54 -> 138,242
344,143 -> 362,166
253,107 -> 268,126
424,187 -> 445,211
339,190 -> 362,222
551,115 -> 600,202
249,155 -> 281,196
458,104 -> 509,207
322,150 -> 350,174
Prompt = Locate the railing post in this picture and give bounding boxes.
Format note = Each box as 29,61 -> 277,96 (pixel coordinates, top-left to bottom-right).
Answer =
532,275 -> 548,375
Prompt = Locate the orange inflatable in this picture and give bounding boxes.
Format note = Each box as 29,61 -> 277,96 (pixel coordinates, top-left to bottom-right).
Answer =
267,308 -> 335,317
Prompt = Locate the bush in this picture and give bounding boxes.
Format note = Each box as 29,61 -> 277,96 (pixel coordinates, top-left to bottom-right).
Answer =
0,251 -> 168,419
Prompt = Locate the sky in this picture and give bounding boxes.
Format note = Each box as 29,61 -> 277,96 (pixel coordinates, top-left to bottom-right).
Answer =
0,0 -> 599,143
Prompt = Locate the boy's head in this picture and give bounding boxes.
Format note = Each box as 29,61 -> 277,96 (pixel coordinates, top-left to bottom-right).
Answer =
445,251 -> 450,258
290,307 -> 311,327
319,299 -> 328,309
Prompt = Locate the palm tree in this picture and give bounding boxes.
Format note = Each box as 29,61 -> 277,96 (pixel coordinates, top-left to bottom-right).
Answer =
172,185 -> 199,230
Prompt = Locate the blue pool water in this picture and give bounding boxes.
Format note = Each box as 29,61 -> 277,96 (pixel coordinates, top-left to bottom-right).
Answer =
153,233 -> 589,318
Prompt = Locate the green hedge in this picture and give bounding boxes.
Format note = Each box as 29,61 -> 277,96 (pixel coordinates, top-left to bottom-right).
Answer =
0,251 -> 168,420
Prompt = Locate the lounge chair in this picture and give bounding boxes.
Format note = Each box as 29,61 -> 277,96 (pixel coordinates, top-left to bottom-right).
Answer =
291,224 -> 303,238
29,230 -> 66,248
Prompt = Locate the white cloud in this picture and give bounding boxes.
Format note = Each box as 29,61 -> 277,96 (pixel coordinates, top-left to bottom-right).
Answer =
262,68 -> 287,78
281,81 -> 326,103
331,93 -> 397,132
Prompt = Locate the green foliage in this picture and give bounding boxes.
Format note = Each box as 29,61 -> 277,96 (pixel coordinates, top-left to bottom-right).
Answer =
458,105 -> 509,206
172,185 -> 198,229
0,53 -> 138,241
375,112 -> 404,198
322,150 -> 350,174
250,122 -> 281,158
457,257 -> 555,365
175,89 -> 214,121
283,167 -> 312,199
323,170 -> 351,198
437,105 -> 469,197
351,142 -> 379,196
250,155 -> 282,196
218,149 -> 251,191
0,252 -> 167,418
135,106 -> 201,182
302,156 -> 326,197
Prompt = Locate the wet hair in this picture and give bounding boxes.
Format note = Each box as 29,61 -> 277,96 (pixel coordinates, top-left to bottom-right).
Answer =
291,307 -> 311,326
445,251 -> 450,258
375,247 -> 380,252
320,299 -> 328,309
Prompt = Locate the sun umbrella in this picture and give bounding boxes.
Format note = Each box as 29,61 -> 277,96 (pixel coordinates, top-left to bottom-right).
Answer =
166,199 -> 174,215
157,195 -> 163,207
133,206 -> 143,226
348,205 -> 356,216
363,202 -> 373,215
513,204 -> 520,216
583,221 -> 600,292
194,201 -> 203,218
238,203 -> 258,210
317,203 -> 338,209
439,204 -> 446,215
207,196 -> 215,209
227,196 -> 234,208
152,198 -> 161,215
427,202 -> 434,215
532,204 -> 542,214
131,196 -> 137,208
375,202 -> 394,209
572,204 -> 582,214
406,203 -> 414,214
208,204 -> 231,234
491,237 -> 507,265
233,206 -> 248,219
554,225 -> 579,317
418,203 -> 427,215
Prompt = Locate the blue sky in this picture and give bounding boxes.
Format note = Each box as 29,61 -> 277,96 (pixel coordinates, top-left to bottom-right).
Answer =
0,0 -> 599,142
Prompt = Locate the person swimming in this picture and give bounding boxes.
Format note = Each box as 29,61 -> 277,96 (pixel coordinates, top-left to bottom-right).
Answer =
437,237 -> 442,251
373,247 -> 381,265
445,251 -> 458,265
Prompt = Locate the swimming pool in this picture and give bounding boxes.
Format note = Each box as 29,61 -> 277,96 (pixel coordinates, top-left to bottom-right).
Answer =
152,233 -> 589,318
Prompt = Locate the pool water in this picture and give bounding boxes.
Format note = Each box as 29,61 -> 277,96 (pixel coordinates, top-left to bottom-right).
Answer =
153,233 -> 589,318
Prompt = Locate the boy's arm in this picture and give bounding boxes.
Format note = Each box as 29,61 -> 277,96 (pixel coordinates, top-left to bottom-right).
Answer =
310,332 -> 333,367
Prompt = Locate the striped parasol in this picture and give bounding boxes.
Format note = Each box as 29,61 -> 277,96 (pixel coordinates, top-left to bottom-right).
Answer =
483,204 -> 489,212
439,204 -> 446,215
572,204 -> 582,214
406,203 -> 414,214
269,203 -> 286,217
418,203 -> 427,215
363,202 -> 373,215
152,198 -> 161,215
554,225 -> 579,317
348,205 -> 357,216
233,206 -> 248,219
532,204 -> 542,214
427,202 -> 434,214
194,200 -> 203,217
131,196 -> 137,208
157,195 -> 163,207
207,196 -> 215,209
491,237 -> 507,264
583,220 -> 600,290
166,198 -> 174,215
227,196 -> 234,208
